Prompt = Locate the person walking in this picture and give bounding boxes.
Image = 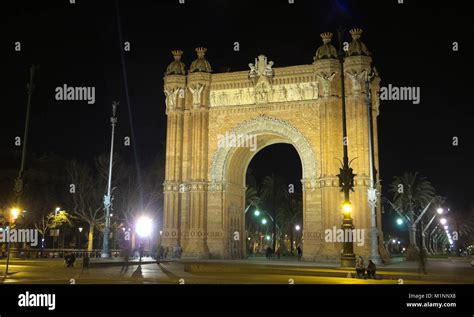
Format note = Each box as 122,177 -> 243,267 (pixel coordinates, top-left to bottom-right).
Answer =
139,242 -> 145,263
82,252 -> 90,273
159,246 -> 164,261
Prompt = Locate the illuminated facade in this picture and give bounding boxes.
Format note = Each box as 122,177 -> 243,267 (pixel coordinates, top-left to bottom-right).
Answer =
162,30 -> 386,261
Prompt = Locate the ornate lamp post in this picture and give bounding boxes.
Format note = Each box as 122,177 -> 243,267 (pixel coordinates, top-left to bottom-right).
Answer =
101,101 -> 118,258
337,27 -> 356,267
365,71 -> 382,265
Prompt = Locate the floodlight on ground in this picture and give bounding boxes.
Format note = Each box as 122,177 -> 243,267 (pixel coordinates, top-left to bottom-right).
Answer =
136,216 -> 153,238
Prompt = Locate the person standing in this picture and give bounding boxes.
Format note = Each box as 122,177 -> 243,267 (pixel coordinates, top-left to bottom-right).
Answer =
296,246 -> 302,261
121,244 -> 130,273
164,247 -> 169,260
266,246 -> 272,259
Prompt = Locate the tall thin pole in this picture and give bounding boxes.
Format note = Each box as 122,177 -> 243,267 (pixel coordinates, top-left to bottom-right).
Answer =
13,65 -> 36,201
365,75 -> 382,264
337,27 -> 356,267
101,101 -> 118,258
6,65 -> 36,278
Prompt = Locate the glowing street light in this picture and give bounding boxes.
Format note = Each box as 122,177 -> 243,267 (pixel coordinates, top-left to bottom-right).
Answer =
254,210 -> 260,217
444,225 -> 448,230
136,216 -> 153,238
78,227 -> 83,232
266,235 -> 271,241
10,208 -> 20,220
440,218 -> 447,225
295,225 -> 301,231
396,218 -> 403,225
261,218 -> 267,225
437,208 -> 444,214
342,201 -> 353,214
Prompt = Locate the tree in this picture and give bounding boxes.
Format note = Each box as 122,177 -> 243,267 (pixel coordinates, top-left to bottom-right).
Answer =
448,210 -> 474,253
35,210 -> 71,251
275,193 -> 302,255
114,156 -> 164,230
260,174 -> 289,252
388,172 -> 435,260
66,160 -> 105,251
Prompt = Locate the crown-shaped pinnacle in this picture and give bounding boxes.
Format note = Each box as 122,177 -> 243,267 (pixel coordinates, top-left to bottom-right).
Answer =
349,28 -> 363,40
195,47 -> 207,58
320,32 -> 333,44
171,50 -> 183,61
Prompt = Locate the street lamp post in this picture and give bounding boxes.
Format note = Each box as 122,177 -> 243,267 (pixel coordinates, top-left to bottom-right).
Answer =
295,225 -> 301,249
102,101 -> 118,258
365,72 -> 382,265
337,27 -> 356,267
422,207 -> 444,254
78,227 -> 83,249
4,208 -> 20,277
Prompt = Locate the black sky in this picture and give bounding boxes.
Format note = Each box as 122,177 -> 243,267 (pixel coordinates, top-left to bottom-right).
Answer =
2,0 -> 473,233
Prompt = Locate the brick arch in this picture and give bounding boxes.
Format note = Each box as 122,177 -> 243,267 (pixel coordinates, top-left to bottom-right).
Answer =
209,114 -> 317,184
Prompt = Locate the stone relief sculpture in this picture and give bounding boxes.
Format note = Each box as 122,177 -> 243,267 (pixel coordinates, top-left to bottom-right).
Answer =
218,92 -> 228,105
164,88 -> 179,109
248,63 -> 257,78
346,70 -> 367,94
297,84 -> 305,100
310,82 -> 319,99
209,81 -> 326,106
254,78 -> 270,104
210,91 -> 217,106
249,54 -> 274,78
317,73 -> 336,97
189,83 -> 205,108
264,60 -> 274,77
235,89 -> 243,105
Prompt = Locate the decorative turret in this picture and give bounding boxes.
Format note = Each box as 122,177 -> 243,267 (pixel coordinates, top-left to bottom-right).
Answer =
165,50 -> 186,75
347,28 -> 371,56
314,32 -> 338,61
189,47 -> 212,73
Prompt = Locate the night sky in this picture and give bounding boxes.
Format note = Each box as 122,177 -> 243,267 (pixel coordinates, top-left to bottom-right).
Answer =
2,0 -> 473,236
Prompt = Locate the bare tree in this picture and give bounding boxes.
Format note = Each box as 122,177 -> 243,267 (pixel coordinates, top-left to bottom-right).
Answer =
114,156 -> 164,229
66,160 -> 104,251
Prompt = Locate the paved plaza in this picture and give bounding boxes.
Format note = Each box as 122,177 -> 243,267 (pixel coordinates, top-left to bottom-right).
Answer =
1,257 -> 472,284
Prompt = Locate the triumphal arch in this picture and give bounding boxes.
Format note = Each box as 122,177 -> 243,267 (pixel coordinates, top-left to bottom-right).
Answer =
162,29 -> 385,261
